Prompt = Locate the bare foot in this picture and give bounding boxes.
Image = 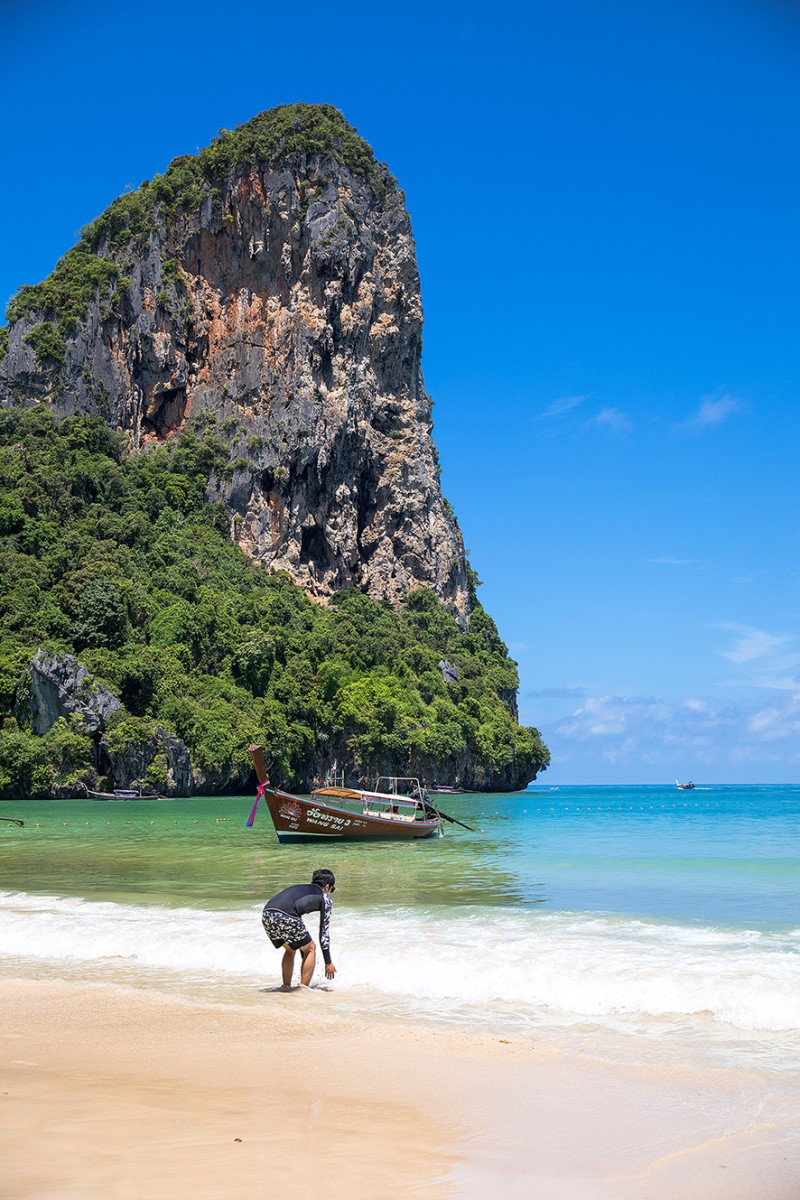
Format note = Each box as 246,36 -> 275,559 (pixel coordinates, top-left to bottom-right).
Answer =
279,984 -> 295,992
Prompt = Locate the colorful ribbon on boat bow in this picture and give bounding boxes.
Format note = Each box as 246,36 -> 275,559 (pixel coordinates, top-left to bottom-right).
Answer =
246,781 -> 269,827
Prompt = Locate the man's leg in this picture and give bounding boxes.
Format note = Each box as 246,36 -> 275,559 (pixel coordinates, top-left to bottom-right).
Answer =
299,941 -> 316,986
281,946 -> 296,988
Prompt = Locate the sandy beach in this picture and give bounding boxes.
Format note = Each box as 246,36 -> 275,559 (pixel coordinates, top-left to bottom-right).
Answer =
1,978 -> 798,1200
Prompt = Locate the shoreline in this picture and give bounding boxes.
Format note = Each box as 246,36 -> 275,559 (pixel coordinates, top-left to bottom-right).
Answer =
2,978 -> 799,1199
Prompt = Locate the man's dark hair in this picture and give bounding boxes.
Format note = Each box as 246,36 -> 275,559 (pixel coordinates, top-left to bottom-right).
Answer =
312,868 -> 335,889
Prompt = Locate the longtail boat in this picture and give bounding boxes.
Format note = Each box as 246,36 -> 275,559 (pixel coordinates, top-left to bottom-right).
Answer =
247,745 -> 444,843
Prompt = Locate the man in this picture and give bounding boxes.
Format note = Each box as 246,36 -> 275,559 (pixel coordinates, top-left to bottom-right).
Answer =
261,869 -> 337,989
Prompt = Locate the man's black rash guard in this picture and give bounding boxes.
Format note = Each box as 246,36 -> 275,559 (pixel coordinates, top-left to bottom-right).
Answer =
264,883 -> 333,964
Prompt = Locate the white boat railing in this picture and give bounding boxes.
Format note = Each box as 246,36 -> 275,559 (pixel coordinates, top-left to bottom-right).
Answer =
360,793 -> 419,822
309,782 -> 439,825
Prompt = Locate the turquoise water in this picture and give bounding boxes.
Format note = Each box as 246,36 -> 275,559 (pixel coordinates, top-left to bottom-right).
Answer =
1,783 -> 798,1065
2,784 -> 796,921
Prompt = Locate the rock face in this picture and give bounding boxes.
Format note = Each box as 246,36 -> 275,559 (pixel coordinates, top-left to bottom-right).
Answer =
97,730 -> 194,797
0,105 -> 470,620
23,650 -> 122,735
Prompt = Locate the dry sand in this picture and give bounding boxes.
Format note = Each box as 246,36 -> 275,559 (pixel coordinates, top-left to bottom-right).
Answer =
1,978 -> 798,1199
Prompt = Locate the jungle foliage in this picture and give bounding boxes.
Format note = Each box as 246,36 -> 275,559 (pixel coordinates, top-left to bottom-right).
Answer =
0,409 -> 549,797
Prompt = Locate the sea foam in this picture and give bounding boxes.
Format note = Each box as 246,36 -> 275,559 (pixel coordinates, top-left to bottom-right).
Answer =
1,890 -> 798,1038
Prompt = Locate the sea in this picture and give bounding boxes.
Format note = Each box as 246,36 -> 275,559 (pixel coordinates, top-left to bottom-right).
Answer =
1,783 -> 799,1073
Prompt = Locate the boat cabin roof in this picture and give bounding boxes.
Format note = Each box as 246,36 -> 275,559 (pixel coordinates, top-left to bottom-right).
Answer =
312,777 -> 431,813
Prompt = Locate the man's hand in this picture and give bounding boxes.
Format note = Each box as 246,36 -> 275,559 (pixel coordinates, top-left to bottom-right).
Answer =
325,962 -> 336,980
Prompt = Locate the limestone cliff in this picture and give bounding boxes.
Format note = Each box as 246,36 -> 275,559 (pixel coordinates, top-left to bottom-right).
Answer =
0,105 -> 469,618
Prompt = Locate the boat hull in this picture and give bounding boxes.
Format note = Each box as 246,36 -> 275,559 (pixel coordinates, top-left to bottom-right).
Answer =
87,790 -> 161,801
261,786 -> 442,843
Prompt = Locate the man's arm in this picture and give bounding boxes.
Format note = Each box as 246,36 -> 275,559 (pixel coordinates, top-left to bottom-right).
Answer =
319,892 -> 336,979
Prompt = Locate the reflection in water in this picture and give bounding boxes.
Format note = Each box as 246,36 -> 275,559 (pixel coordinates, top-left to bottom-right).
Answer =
0,794 -> 540,912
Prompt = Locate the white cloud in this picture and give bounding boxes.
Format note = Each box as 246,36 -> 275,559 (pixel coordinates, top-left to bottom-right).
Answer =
681,394 -> 742,432
746,701 -> 800,740
540,688 -> 800,775
556,695 -> 667,741
540,395 -> 588,418
600,738 -> 638,763
649,556 -> 705,568
682,698 -> 710,713
717,623 -> 795,666
590,407 -> 631,432
751,675 -> 800,693
696,396 -> 739,426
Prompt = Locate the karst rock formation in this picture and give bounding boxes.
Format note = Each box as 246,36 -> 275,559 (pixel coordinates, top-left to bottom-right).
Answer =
0,104 -> 470,619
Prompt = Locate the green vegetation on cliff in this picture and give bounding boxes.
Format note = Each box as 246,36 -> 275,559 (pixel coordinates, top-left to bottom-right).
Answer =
1,104 -> 394,367
0,409 -> 549,797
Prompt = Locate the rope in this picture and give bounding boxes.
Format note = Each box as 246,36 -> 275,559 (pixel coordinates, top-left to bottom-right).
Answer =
246,781 -> 269,827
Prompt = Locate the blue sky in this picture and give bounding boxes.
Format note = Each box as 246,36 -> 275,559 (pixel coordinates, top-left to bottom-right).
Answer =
2,0 -> 799,781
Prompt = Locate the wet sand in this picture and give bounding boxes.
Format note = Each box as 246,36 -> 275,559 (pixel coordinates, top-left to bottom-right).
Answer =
1,978 -> 798,1199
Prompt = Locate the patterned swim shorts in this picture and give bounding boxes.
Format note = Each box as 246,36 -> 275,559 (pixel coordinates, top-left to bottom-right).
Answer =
261,907 -> 312,950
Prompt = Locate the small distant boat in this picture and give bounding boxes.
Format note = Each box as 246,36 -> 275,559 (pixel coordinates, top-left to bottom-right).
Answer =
431,784 -> 465,794
87,788 -> 160,801
676,779 -> 696,791
246,745 -> 476,843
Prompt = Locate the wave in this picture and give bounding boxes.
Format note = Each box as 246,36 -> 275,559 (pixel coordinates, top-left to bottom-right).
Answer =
1,891 -> 798,1036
